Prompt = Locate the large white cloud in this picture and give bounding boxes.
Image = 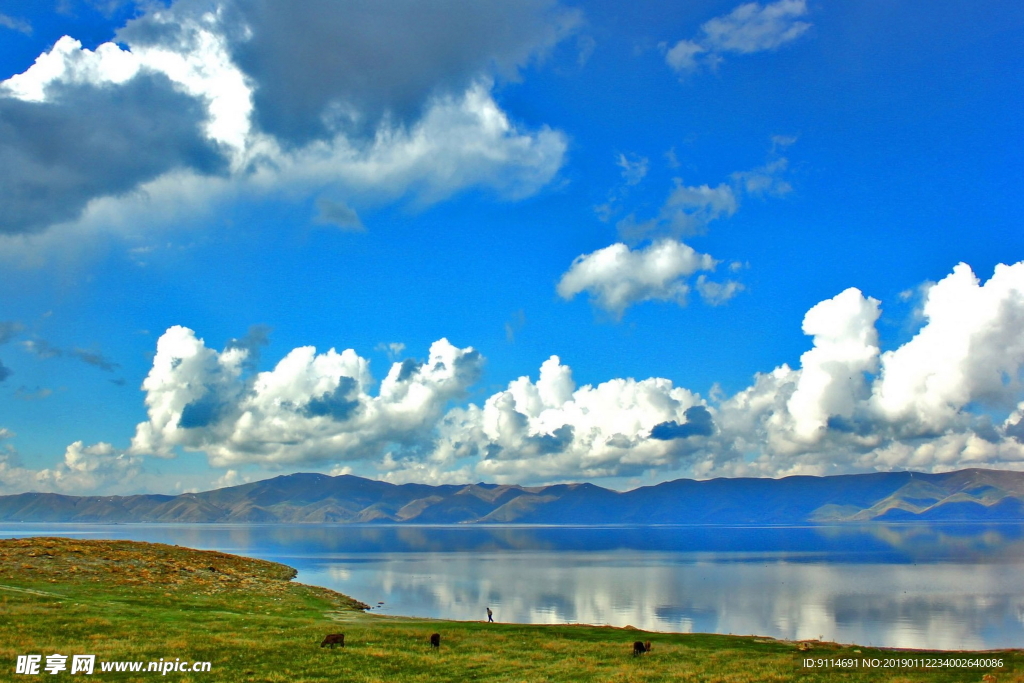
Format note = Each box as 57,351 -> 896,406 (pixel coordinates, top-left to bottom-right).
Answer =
394,356 -> 709,485
786,288 -> 881,442
872,262 -> 1024,434
702,262 -> 1024,478
182,0 -> 580,144
0,0 -> 573,247
3,28 -> 251,158
129,326 -> 483,467
251,82 -> 567,204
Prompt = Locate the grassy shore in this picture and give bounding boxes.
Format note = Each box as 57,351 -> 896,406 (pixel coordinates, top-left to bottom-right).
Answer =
0,537 -> 1019,682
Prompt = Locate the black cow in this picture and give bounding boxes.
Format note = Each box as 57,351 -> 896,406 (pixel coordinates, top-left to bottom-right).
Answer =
321,633 -> 345,648
633,640 -> 651,656
430,633 -> 441,649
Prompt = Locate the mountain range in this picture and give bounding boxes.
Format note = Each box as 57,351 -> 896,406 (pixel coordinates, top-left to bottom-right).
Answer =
1,468 -> 1023,525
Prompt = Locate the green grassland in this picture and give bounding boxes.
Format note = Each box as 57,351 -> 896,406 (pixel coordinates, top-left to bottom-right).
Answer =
0,537 -> 1020,682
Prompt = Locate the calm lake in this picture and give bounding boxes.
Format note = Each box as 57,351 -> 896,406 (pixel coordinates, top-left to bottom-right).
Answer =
3,523 -> 1023,650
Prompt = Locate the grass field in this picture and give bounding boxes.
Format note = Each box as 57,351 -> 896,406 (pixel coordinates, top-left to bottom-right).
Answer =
0,537 -> 1020,682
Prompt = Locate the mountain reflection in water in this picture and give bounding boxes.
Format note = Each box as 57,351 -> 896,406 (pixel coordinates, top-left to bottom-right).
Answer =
3,523 -> 1023,649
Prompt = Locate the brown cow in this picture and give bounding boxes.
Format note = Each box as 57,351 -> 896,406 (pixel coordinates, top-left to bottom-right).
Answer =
320,633 -> 345,648
632,640 -> 651,656
644,641 -> 652,653
430,633 -> 441,649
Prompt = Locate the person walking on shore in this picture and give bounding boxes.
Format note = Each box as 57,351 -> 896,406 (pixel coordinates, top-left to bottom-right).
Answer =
486,607 -> 494,623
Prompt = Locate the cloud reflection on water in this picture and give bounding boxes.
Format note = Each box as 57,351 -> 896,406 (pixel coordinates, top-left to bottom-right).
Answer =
305,546 -> 1024,649
293,525 -> 1024,649
3,522 -> 1024,649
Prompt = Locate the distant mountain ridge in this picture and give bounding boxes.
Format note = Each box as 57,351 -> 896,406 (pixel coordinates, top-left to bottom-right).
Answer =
2,468 -> 1023,525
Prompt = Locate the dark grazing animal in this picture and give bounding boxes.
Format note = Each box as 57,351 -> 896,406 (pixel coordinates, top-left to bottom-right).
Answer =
633,640 -> 651,656
430,633 -> 441,649
644,641 -> 652,653
320,633 -> 345,648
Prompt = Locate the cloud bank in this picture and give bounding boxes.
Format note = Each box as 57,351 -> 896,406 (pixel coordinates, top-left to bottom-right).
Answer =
7,260 -> 1024,493
115,261 -> 1024,487
0,0 -> 574,247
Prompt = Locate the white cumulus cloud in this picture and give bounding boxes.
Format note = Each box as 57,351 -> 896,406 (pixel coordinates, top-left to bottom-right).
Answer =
418,356 -> 709,484
129,326 -> 483,467
556,239 -> 719,318
701,262 -> 1024,478
871,262 -> 1024,434
0,435 -> 143,496
786,288 -> 881,442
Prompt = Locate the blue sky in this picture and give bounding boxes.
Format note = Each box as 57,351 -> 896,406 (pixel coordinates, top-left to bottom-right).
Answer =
1,0 -> 1023,495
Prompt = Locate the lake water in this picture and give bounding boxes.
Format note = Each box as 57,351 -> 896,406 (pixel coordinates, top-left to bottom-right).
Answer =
3,523 -> 1023,651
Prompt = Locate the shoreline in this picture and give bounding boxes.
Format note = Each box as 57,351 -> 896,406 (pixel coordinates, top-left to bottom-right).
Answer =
2,537 -> 1019,682
5,527 -> 1024,652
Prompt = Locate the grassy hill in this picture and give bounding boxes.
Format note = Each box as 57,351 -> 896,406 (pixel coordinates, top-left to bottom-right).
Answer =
0,537 -> 1020,682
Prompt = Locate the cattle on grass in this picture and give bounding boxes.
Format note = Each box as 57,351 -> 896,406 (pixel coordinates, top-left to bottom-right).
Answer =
430,633 -> 441,649
633,640 -> 651,656
321,633 -> 345,648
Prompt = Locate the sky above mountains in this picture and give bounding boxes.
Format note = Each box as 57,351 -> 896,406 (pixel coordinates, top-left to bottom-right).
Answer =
1,0 -> 1023,495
